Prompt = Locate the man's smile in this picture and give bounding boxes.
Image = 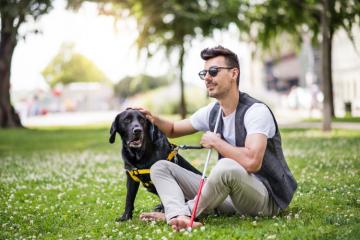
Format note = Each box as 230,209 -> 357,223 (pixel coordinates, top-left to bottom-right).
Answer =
206,82 -> 217,90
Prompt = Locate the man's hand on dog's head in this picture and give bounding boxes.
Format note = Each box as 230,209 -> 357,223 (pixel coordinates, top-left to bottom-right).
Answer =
132,107 -> 155,124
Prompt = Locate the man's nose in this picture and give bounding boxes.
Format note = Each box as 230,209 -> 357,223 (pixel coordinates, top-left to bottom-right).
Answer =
204,71 -> 212,81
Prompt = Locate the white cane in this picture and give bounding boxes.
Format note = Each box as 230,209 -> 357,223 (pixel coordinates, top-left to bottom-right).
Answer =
188,106 -> 222,229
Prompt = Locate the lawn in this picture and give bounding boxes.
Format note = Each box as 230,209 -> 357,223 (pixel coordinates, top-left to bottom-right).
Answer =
0,127 -> 359,239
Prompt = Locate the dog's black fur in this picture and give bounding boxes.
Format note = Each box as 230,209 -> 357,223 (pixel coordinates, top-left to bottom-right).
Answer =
109,109 -> 201,221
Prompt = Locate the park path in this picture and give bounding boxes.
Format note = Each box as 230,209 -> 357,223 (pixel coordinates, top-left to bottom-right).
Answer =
279,121 -> 360,130
21,110 -> 360,130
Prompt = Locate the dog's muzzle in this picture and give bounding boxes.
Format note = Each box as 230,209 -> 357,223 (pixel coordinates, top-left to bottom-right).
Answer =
128,128 -> 144,148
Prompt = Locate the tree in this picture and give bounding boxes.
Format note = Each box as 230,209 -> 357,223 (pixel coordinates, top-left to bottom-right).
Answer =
133,0 -> 248,118
90,0 -> 244,118
42,43 -> 109,87
247,0 -> 360,131
0,0 -> 53,128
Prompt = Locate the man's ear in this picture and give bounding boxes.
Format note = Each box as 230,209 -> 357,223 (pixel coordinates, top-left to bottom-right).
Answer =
109,115 -> 119,144
232,68 -> 239,82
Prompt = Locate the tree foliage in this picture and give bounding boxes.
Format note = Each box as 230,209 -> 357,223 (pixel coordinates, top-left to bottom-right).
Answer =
42,43 -> 109,87
248,0 -> 360,49
87,0 -> 249,117
246,0 -> 360,131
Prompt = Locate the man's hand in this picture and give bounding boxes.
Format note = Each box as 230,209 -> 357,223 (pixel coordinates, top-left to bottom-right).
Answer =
131,107 -> 196,138
200,131 -> 221,148
133,107 -> 155,123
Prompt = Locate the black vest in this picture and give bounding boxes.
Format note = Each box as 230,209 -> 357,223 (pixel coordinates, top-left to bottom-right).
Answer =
209,92 -> 297,209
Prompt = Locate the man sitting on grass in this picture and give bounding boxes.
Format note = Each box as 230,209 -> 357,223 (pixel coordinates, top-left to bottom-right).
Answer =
138,45 -> 297,231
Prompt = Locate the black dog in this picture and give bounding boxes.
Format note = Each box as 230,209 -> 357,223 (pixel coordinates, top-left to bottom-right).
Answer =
109,109 -> 201,221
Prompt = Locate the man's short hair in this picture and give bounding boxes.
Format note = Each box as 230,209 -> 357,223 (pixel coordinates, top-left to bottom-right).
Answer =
200,45 -> 240,85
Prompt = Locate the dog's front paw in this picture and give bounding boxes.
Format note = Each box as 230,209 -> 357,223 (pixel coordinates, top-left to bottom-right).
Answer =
116,213 -> 132,222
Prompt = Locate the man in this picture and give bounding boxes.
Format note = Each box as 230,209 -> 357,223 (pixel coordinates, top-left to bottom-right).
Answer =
138,45 -> 297,231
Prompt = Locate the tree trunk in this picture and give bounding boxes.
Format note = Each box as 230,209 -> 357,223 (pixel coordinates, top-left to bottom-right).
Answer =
321,0 -> 332,131
328,33 -> 335,117
178,45 -> 187,119
0,17 -> 23,128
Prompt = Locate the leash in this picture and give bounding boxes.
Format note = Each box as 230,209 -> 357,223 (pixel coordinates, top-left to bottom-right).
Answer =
177,145 -> 204,150
188,107 -> 222,230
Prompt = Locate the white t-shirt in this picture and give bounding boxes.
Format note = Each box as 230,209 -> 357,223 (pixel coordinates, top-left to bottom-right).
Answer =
190,102 -> 276,146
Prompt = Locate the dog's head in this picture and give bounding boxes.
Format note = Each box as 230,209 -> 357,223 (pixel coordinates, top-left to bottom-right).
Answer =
109,109 -> 160,149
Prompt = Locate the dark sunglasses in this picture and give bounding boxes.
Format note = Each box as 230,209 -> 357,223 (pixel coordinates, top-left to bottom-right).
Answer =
198,66 -> 235,80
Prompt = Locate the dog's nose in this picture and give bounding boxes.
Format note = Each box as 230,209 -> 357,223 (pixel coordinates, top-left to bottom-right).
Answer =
133,128 -> 142,135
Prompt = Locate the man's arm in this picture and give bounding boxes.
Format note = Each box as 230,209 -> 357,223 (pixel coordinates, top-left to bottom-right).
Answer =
137,108 -> 197,138
200,132 -> 267,173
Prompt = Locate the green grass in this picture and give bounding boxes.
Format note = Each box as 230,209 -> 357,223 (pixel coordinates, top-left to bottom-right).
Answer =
0,127 -> 359,239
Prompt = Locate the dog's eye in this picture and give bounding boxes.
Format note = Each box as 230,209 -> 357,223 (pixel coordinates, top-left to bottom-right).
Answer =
124,118 -> 131,123
139,118 -> 145,124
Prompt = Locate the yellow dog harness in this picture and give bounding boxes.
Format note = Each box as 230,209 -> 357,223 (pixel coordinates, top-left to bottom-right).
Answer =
126,147 -> 178,187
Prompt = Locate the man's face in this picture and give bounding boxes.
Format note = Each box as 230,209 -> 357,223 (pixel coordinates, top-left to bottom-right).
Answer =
203,56 -> 237,98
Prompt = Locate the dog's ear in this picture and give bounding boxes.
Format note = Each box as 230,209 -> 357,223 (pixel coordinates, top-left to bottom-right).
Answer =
147,119 -> 161,142
109,115 -> 119,144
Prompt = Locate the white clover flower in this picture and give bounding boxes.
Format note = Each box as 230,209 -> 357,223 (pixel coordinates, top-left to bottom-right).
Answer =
266,234 -> 276,239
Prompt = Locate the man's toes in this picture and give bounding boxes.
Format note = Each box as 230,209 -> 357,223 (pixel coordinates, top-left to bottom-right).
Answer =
140,212 -> 165,221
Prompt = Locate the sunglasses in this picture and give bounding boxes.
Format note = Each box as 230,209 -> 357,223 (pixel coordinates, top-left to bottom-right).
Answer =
198,66 -> 235,80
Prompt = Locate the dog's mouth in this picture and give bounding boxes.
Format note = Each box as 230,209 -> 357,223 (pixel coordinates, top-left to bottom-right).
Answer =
128,135 -> 144,148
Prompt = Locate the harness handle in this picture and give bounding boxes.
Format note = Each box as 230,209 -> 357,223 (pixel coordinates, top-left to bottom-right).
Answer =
178,145 -> 204,150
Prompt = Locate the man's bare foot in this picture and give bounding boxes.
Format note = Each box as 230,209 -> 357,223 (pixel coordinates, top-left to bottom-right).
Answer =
169,215 -> 202,231
139,212 -> 165,222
